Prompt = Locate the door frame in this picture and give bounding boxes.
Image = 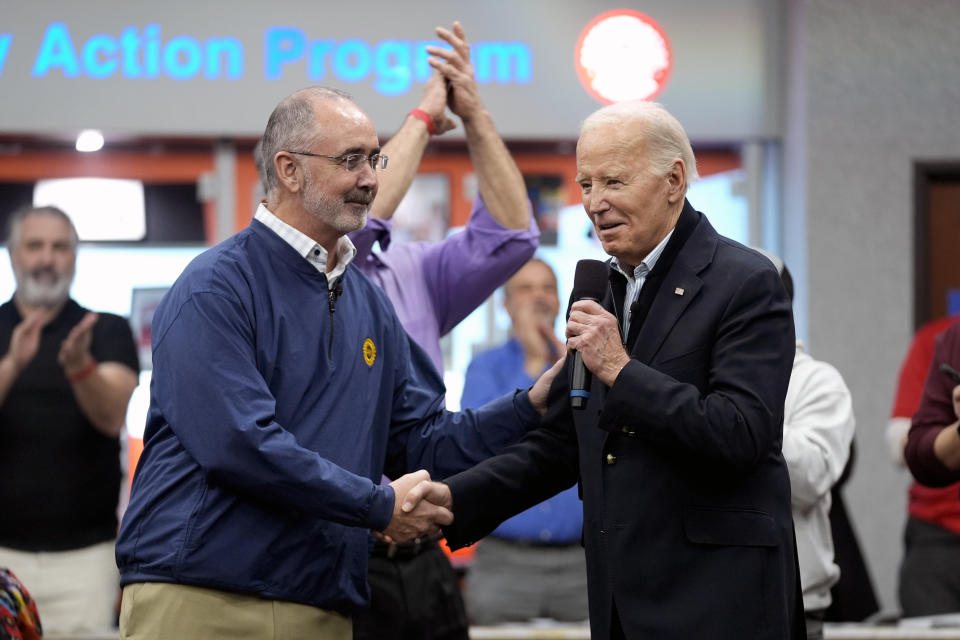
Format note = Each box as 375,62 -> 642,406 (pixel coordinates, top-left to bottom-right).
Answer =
913,160 -> 960,329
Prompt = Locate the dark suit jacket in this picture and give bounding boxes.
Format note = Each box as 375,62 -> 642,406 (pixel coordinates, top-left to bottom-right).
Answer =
444,202 -> 802,639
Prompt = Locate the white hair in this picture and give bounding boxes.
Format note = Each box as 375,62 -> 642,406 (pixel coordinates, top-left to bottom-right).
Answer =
580,101 -> 699,190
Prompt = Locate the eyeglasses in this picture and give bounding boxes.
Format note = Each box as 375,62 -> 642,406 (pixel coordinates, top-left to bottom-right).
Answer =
286,150 -> 388,172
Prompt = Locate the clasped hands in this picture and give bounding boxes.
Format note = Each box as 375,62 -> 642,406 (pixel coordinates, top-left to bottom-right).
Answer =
379,470 -> 454,544
3,307 -> 98,379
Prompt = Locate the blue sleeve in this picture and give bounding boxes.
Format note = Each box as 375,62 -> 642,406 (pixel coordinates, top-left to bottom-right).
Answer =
382,325 -> 540,482
443,367 -> 582,548
151,291 -> 395,531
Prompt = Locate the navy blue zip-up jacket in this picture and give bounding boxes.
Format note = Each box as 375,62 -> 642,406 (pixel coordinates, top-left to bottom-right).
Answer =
116,220 -> 539,613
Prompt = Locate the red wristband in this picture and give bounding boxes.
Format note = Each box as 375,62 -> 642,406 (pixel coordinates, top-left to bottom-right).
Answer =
408,109 -> 436,135
67,359 -> 97,383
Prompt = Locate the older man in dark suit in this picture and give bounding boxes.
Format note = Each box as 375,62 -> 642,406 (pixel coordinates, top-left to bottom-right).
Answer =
403,100 -> 803,640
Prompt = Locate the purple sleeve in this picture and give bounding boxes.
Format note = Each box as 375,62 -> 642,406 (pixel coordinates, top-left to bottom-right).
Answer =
421,195 -> 539,336
906,325 -> 960,486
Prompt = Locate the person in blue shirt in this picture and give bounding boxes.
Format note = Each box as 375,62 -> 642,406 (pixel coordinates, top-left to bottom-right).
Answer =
460,257 -> 588,624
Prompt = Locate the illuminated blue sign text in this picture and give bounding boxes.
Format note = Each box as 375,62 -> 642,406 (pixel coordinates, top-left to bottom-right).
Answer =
0,34 -> 12,76
19,22 -> 532,95
32,23 -> 243,80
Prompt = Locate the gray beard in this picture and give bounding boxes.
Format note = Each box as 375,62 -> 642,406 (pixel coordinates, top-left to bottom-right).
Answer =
17,273 -> 72,308
302,166 -> 372,235
304,193 -> 369,235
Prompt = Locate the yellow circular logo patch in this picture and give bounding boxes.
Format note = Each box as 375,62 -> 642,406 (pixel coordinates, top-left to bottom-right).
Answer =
363,338 -> 376,366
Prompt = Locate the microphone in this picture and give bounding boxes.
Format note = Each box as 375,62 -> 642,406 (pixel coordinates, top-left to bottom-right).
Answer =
569,259 -> 609,409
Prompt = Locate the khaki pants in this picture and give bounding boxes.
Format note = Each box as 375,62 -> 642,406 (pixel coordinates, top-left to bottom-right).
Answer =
0,540 -> 118,633
119,582 -> 351,640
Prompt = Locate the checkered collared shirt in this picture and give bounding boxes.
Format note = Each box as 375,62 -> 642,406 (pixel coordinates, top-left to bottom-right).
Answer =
253,203 -> 357,285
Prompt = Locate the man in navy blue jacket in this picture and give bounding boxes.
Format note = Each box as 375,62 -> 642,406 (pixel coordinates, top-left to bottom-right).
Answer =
404,100 -> 804,640
115,87 -> 560,640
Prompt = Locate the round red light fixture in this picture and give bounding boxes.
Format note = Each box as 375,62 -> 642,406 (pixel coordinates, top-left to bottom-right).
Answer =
575,9 -> 673,104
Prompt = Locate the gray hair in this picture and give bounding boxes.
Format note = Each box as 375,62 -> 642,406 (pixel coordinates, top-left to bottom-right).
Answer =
6,205 -> 79,250
581,101 -> 699,191
259,86 -> 353,196
252,137 -> 267,194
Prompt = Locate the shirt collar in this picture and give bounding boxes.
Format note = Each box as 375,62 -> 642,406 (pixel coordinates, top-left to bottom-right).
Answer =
610,228 -> 674,283
254,203 -> 357,282
366,217 -> 393,251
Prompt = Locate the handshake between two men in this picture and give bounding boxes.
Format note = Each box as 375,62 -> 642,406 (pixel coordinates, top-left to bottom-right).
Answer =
379,470 -> 455,544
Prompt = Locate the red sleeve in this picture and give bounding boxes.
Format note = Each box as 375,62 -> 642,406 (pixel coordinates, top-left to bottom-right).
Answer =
893,317 -> 959,418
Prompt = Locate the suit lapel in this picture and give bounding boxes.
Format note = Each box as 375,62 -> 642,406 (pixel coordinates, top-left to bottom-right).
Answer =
632,213 -> 719,364
632,267 -> 703,364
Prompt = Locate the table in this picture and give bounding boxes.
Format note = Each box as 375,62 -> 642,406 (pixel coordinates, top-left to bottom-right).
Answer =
42,622 -> 960,640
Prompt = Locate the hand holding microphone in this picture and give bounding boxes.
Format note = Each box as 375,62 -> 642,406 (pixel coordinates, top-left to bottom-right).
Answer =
567,260 -> 630,408
568,260 -> 608,408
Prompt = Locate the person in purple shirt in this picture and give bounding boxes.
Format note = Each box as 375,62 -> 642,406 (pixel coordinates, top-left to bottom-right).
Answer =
349,28 -> 537,373
460,258 -> 588,625
347,22 -> 538,640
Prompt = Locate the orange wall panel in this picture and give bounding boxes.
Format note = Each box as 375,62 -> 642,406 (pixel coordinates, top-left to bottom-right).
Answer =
0,146 -> 740,239
0,150 -> 213,182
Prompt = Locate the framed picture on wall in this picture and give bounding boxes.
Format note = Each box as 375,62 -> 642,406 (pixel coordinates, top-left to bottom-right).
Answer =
914,161 -> 960,327
391,174 -> 450,243
129,287 -> 169,371
524,174 -> 565,247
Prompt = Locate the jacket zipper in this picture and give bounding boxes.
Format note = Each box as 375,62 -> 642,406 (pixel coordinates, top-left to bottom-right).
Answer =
327,278 -> 343,358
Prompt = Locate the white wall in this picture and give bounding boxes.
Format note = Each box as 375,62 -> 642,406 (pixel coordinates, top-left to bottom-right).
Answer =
786,0 -> 960,614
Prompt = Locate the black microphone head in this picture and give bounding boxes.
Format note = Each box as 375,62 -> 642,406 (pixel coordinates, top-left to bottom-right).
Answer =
571,259 -> 609,302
